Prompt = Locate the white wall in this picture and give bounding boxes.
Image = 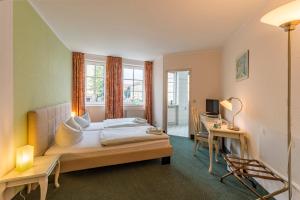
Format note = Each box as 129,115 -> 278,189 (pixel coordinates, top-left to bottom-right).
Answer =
221,0 -> 300,199
0,0 -> 14,178
163,49 -> 222,134
153,56 -> 164,127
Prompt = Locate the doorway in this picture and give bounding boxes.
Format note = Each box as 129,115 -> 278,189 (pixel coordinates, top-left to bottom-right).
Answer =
166,70 -> 190,137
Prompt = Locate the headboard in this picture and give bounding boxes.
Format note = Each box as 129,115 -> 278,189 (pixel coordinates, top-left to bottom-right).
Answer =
28,102 -> 71,156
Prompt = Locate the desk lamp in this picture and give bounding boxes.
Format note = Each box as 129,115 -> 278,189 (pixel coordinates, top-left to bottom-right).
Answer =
220,97 -> 243,131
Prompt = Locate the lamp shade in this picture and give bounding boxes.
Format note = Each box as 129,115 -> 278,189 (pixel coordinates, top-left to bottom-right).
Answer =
220,99 -> 233,111
261,0 -> 300,27
16,145 -> 34,172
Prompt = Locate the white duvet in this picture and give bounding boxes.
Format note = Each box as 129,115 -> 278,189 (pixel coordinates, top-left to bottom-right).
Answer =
83,122 -> 104,131
100,126 -> 169,146
103,118 -> 148,128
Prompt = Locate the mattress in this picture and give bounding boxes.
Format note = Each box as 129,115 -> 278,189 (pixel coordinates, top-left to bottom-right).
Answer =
45,130 -> 171,162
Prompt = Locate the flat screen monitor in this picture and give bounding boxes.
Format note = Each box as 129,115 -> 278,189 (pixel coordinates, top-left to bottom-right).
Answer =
206,99 -> 219,115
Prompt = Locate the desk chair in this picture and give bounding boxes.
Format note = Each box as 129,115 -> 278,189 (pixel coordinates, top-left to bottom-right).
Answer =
191,106 -> 219,161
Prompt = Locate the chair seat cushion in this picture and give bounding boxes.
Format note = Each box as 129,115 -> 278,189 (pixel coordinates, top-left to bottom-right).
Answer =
195,132 -> 209,138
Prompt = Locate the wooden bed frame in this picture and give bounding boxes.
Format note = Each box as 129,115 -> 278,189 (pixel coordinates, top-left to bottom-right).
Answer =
28,103 -> 173,173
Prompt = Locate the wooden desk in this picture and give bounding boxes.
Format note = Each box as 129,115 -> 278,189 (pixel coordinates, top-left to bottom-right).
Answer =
0,155 -> 60,200
200,115 -> 246,173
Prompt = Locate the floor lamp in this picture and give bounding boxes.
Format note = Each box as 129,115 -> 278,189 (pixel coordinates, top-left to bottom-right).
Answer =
261,1 -> 300,199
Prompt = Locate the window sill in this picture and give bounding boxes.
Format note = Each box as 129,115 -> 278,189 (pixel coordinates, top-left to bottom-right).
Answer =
85,104 -> 105,107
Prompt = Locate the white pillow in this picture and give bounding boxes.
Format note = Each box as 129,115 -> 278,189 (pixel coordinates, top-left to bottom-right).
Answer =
82,112 -> 91,123
65,117 -> 81,130
74,116 -> 90,128
55,123 -> 83,147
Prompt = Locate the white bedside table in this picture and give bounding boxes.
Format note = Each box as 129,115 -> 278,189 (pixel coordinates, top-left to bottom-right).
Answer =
0,155 -> 60,200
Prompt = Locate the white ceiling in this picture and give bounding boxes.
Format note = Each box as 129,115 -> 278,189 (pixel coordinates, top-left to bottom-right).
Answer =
30,0 -> 266,60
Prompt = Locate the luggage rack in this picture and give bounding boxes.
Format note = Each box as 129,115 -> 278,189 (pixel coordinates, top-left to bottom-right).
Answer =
220,154 -> 288,200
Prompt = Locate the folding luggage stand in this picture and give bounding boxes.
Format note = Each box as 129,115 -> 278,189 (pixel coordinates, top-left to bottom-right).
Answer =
220,154 -> 289,200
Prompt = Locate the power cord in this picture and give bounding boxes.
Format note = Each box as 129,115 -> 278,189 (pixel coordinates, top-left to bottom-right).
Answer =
19,191 -> 25,200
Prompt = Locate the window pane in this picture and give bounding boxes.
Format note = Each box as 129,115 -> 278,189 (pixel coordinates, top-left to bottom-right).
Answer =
123,66 -> 144,105
85,62 -> 105,104
134,68 -> 143,80
168,83 -> 174,93
86,77 -> 95,90
86,88 -> 95,96
133,91 -> 143,105
168,73 -> 174,80
86,65 -> 95,76
95,77 -> 104,93
124,91 -> 134,103
123,80 -> 133,91
134,80 -> 143,91
124,67 -> 133,79
95,65 -> 104,77
168,93 -> 174,101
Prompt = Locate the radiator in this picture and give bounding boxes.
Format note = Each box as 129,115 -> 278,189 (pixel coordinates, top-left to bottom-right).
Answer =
124,109 -> 145,118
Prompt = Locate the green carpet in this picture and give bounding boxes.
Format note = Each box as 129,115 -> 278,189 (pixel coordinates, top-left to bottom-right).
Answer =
14,136 -> 272,200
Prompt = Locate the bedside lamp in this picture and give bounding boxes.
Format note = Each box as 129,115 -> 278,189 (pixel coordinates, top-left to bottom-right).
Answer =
261,1 -> 300,199
220,97 -> 243,131
16,145 -> 34,172
71,112 -> 76,117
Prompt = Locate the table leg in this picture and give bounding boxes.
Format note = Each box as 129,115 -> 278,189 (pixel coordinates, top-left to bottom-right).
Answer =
0,183 -> 6,200
240,135 -> 245,159
208,133 -> 213,173
27,184 -> 32,194
39,177 -> 48,200
215,138 -> 219,163
54,161 -> 60,188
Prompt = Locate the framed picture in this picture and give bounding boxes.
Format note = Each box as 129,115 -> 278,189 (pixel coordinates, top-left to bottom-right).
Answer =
236,50 -> 249,81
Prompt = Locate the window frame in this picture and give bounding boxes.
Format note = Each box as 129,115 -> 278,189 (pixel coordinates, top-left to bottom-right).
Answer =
85,60 -> 106,106
123,64 -> 145,106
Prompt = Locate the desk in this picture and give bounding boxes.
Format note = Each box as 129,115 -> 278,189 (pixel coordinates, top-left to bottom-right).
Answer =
200,115 -> 246,173
0,155 -> 60,200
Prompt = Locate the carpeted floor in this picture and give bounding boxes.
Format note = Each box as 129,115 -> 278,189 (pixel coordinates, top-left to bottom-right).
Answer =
14,136 -> 272,200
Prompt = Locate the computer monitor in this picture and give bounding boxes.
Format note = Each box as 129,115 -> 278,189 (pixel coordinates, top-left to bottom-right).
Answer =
206,99 -> 219,115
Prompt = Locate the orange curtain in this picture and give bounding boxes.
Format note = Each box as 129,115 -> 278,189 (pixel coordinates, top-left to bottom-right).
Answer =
105,56 -> 123,119
144,61 -> 153,124
72,52 -> 85,116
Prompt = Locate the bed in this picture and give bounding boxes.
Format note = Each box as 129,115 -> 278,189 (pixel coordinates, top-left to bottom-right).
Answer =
28,103 -> 173,173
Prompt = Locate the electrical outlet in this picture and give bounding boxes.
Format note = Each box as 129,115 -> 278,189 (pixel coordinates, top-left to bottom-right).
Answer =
261,127 -> 266,135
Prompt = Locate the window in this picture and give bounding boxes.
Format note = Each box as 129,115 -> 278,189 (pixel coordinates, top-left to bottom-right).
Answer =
168,72 -> 177,105
85,61 -> 105,105
123,65 -> 144,105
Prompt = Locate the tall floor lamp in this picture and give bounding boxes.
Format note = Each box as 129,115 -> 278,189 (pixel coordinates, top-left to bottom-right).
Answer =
261,1 -> 300,199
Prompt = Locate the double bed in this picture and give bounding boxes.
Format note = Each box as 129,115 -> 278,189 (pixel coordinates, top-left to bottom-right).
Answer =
28,103 -> 173,173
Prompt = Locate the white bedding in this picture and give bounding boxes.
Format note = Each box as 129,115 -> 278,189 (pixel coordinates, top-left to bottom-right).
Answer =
103,118 -> 148,128
83,122 -> 104,131
100,126 -> 169,146
45,130 -> 170,161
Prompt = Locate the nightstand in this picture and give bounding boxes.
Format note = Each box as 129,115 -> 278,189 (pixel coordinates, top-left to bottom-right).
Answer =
0,155 -> 60,200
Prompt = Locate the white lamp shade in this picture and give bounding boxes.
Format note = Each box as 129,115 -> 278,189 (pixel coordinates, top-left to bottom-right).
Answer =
220,100 -> 233,111
261,0 -> 300,27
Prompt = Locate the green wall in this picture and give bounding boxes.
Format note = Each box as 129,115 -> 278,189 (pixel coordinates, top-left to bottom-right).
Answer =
13,0 -> 72,148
